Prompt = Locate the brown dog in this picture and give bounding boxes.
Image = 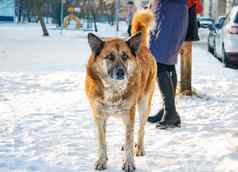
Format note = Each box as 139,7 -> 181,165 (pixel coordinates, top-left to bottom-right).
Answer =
85,10 -> 157,172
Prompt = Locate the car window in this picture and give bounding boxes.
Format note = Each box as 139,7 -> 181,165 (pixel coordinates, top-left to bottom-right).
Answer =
199,17 -> 214,22
234,13 -> 238,24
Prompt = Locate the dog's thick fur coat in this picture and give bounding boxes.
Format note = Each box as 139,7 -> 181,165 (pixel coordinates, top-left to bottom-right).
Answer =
85,10 -> 157,172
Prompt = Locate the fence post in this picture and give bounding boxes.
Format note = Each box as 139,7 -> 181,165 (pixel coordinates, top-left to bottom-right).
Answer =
180,41 -> 193,96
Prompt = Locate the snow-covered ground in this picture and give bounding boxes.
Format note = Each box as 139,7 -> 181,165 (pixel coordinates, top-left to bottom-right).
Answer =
0,24 -> 238,172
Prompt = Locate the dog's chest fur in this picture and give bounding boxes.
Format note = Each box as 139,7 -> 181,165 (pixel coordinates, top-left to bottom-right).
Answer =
96,82 -> 130,117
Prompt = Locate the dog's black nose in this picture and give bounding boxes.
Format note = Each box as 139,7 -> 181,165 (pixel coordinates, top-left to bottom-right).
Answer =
116,68 -> 125,80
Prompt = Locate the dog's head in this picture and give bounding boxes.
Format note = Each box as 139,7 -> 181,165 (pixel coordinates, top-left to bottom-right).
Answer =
88,32 -> 142,83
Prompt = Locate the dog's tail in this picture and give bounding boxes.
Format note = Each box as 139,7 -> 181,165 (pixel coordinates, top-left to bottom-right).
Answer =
131,9 -> 154,47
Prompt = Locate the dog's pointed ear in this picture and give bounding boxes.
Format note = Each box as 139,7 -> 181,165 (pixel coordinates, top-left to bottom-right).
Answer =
126,32 -> 142,56
88,33 -> 104,57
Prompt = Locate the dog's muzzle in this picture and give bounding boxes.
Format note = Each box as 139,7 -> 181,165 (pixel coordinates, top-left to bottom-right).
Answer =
110,64 -> 126,80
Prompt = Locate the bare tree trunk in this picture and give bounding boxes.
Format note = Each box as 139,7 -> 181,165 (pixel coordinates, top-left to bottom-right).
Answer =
39,16 -> 49,36
226,0 -> 234,13
89,0 -> 97,32
27,12 -> 31,23
107,2 -> 115,25
34,0 -> 49,36
92,11 -> 98,32
115,0 -> 120,31
18,8 -> 22,23
209,0 -> 212,17
17,0 -> 23,23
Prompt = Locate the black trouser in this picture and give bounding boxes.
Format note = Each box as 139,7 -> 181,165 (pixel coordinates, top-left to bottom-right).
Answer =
156,62 -> 180,127
157,63 -> 177,95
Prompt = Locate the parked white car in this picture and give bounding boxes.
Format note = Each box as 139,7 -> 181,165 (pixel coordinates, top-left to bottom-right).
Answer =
208,16 -> 225,54
198,16 -> 215,29
214,6 -> 238,66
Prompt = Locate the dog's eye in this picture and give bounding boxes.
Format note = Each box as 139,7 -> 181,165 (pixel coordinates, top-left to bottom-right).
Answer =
106,54 -> 115,61
121,53 -> 128,61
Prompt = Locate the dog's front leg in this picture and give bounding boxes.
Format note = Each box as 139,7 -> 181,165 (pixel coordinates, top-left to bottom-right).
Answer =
122,109 -> 136,172
94,117 -> 108,170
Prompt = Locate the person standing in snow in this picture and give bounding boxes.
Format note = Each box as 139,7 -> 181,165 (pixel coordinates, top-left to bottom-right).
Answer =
147,0 -> 189,129
148,0 -> 203,129
127,1 -> 137,36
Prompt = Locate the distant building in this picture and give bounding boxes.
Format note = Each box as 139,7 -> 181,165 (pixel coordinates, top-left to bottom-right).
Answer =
0,0 -> 15,22
203,0 -> 238,19
133,0 -> 149,9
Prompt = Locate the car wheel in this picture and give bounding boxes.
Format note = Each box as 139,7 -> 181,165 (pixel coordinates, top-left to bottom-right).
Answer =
208,44 -> 213,54
222,44 -> 229,67
214,45 -> 218,58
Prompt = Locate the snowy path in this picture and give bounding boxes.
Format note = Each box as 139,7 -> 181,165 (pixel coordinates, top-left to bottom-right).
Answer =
0,24 -> 238,172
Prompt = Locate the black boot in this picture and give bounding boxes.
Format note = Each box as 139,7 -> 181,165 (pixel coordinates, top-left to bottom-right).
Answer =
147,70 -> 177,124
156,71 -> 181,129
147,109 -> 164,123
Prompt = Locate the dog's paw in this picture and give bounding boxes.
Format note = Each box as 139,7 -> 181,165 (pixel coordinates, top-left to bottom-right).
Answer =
95,159 -> 107,171
122,159 -> 136,172
135,144 -> 145,156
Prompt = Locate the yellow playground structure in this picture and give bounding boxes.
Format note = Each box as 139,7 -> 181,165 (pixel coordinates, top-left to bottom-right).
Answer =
64,15 -> 81,29
63,6 -> 81,29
